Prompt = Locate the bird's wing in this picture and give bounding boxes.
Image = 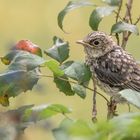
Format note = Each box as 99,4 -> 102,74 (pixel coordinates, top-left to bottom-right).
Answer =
94,49 -> 140,91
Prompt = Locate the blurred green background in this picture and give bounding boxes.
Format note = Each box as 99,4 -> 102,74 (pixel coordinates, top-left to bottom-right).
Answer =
0,0 -> 140,139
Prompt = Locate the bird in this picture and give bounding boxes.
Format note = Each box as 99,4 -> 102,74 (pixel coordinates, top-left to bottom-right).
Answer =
77,31 -> 140,103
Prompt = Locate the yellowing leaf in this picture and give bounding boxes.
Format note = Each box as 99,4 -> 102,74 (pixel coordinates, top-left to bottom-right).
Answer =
0,95 -> 9,106
1,57 -> 11,65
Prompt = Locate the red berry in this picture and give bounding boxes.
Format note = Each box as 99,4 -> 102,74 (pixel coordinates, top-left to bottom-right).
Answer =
15,40 -> 42,57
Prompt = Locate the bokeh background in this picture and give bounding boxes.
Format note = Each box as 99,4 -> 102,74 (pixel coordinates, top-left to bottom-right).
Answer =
0,0 -> 140,139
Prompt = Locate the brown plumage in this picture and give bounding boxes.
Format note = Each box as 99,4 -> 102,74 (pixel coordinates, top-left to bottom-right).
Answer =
77,31 -> 140,103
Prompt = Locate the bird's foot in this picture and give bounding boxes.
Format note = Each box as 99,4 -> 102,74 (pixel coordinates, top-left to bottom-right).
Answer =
107,97 -> 118,120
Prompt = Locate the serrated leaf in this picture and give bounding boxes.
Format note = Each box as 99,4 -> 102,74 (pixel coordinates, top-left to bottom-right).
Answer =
119,89 -> 140,108
8,50 -> 46,71
111,21 -> 139,35
23,104 -> 71,121
0,70 -> 39,99
63,61 -> 91,84
72,84 -> 86,99
54,76 -> 75,96
58,0 -> 94,32
89,6 -> 116,30
60,61 -> 74,70
45,36 -> 69,63
43,60 -> 64,76
0,49 -> 46,106
102,0 -> 121,6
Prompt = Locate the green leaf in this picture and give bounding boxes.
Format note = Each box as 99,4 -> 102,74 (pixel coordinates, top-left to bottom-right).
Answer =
23,104 -> 71,121
0,104 -> 71,137
119,89 -> 140,108
54,76 -> 75,96
63,61 -> 91,84
0,70 -> 39,98
6,104 -> 34,119
72,84 -> 86,99
110,113 -> 140,140
52,113 -> 140,140
0,50 -> 46,106
59,118 -> 74,129
53,128 -> 70,140
3,105 -> 34,130
0,49 -> 46,106
57,0 -> 94,32
111,21 -> 139,35
60,61 -> 74,70
53,118 -> 73,140
45,37 -> 69,63
8,50 -> 46,71
89,6 -> 116,30
68,120 -> 94,136
102,0 -> 121,6
1,50 -> 45,70
44,60 -> 64,76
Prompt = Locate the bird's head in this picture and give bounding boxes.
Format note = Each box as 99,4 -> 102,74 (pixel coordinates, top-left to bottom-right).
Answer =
77,31 -> 117,58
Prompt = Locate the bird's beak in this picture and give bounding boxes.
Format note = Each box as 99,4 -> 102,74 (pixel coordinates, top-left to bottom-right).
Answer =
76,40 -> 93,48
76,40 -> 86,46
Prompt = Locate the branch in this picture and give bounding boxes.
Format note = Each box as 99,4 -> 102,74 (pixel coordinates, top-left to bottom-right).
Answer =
107,97 -> 118,120
123,0 -> 133,23
126,3 -> 132,23
114,0 -> 123,45
92,77 -> 97,123
39,74 -> 109,103
121,0 -> 133,49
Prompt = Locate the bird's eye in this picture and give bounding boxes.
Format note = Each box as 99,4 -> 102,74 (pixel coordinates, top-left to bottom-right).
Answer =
90,39 -> 100,46
93,40 -> 99,45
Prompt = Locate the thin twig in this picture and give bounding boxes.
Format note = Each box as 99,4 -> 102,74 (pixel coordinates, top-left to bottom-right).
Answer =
134,15 -> 140,25
92,77 -> 97,123
39,74 -> 109,103
127,103 -> 131,112
113,11 -> 123,21
115,0 -> 123,23
62,113 -> 73,121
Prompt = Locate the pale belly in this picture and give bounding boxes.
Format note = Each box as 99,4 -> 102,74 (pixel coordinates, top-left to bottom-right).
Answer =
91,68 -> 126,103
